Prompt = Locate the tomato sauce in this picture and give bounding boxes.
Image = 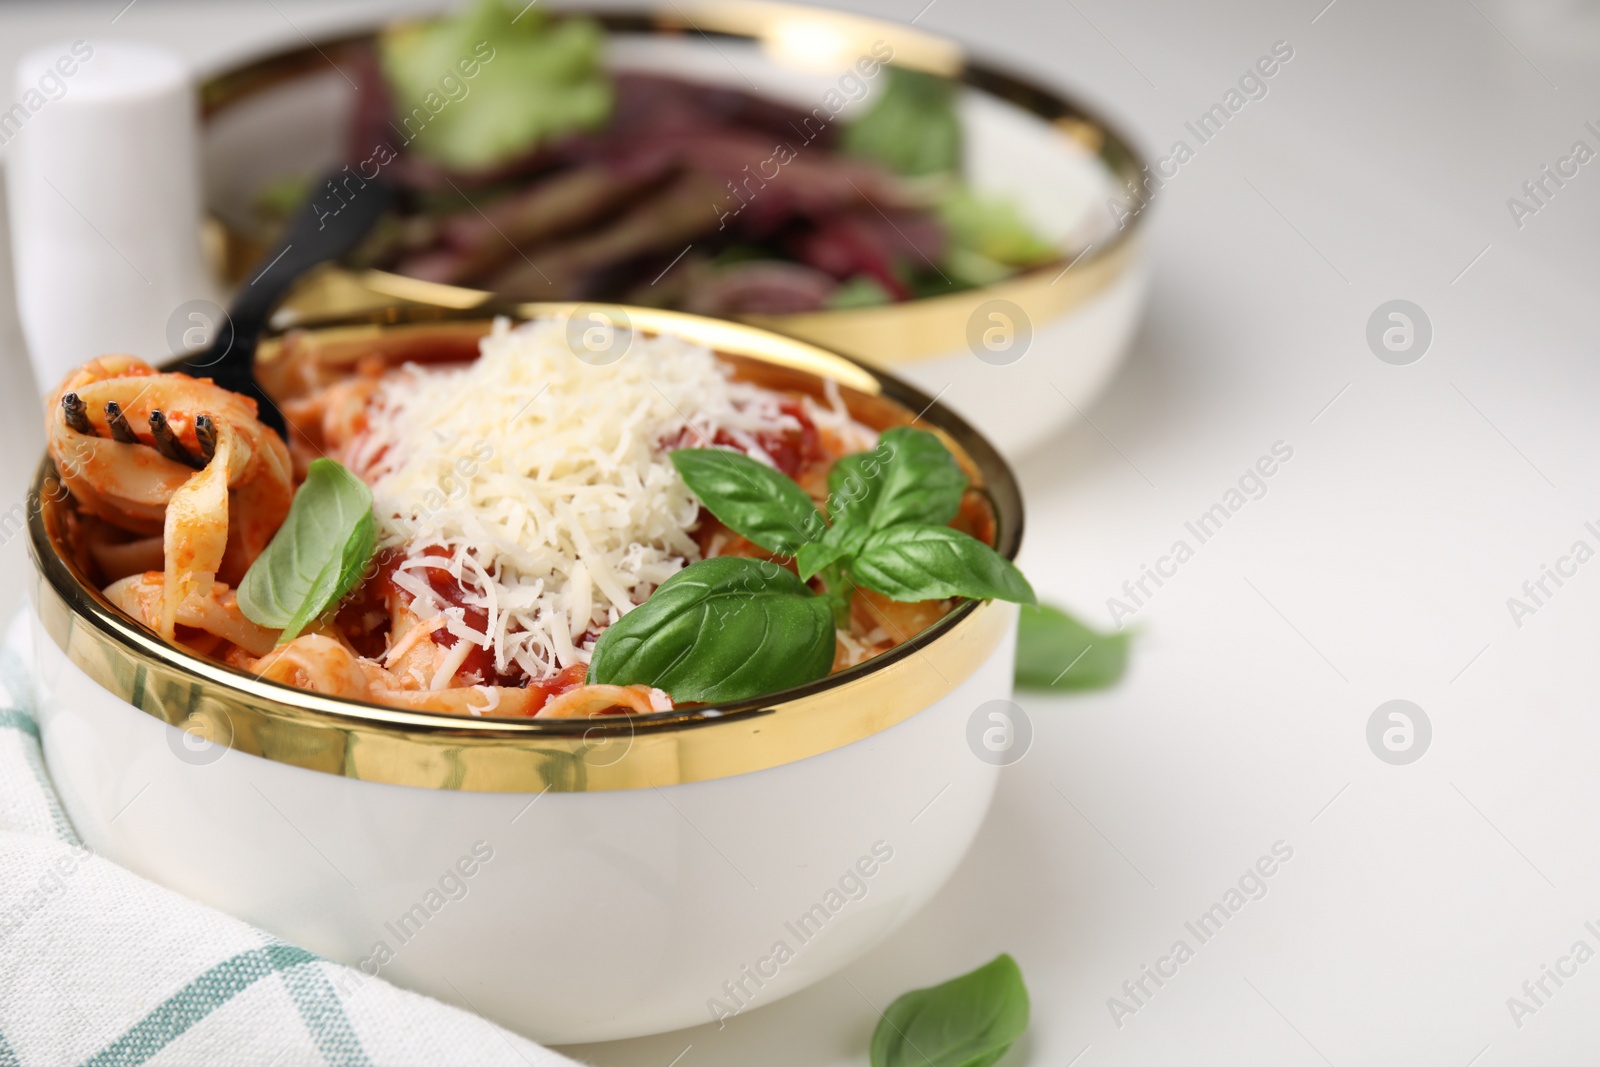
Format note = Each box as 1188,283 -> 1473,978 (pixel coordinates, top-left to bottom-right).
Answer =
660,398 -> 821,478
333,546 -> 402,659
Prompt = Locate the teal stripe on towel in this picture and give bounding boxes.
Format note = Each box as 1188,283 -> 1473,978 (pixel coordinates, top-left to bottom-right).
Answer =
277,947 -> 372,1067
0,1026 -> 21,1067
0,710 -> 39,739
80,944 -> 322,1067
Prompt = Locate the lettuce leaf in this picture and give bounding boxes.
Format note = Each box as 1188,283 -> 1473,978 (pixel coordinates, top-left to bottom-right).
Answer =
380,0 -> 612,172
940,187 -> 1057,286
843,67 -> 961,177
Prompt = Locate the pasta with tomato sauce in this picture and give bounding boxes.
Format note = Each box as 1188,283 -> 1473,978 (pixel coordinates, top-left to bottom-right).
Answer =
45,319 -> 1000,717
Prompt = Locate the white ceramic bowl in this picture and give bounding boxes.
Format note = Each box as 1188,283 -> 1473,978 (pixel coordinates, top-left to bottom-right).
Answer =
29,306 -> 1024,1043
197,1 -> 1151,458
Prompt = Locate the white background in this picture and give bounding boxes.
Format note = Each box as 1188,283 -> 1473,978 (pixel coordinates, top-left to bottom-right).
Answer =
3,0 -> 1600,1063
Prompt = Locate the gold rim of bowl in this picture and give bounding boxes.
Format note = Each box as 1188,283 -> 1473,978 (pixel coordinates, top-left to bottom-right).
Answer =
27,304 -> 1023,793
197,0 -> 1149,368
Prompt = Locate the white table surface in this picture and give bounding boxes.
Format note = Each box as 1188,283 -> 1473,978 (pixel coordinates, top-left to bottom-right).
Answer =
5,1 -> 1600,1063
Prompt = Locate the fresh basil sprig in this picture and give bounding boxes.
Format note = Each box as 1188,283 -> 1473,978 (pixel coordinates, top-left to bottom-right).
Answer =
870,954 -> 1030,1067
1015,603 -> 1131,691
674,426 -> 1033,611
238,458 -> 377,643
589,427 -> 1032,703
585,556 -> 834,702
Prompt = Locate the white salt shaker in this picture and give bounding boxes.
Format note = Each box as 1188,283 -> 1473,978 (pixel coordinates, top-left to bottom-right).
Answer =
7,40 -> 214,392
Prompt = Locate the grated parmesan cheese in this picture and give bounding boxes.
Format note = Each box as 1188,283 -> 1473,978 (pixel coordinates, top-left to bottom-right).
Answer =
339,317 -> 805,682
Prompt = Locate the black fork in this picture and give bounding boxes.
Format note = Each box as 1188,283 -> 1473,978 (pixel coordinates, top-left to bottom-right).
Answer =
171,172 -> 398,436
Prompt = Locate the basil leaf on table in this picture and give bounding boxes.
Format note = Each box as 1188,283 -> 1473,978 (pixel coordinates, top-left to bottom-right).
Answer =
830,426 -> 968,533
671,448 -> 825,556
1015,603 -> 1131,691
586,556 -> 834,703
870,954 -> 1029,1067
851,525 -> 1035,605
238,459 -> 377,643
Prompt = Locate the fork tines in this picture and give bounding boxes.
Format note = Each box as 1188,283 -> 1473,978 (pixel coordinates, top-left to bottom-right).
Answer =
103,402 -> 138,444
61,393 -> 218,468
148,409 -> 202,469
195,415 -> 217,464
60,393 -> 93,435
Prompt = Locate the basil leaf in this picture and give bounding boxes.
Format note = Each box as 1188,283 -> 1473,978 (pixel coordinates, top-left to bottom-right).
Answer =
279,509 -> 377,641
796,523 -> 868,582
830,427 -> 968,533
238,458 -> 377,643
586,556 -> 834,703
671,449 -> 825,556
1015,603 -> 1130,691
796,540 -> 846,583
870,954 -> 1029,1067
851,525 -> 1035,605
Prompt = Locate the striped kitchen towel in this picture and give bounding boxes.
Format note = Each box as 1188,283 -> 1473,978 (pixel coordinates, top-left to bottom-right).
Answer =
0,613 -> 580,1067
